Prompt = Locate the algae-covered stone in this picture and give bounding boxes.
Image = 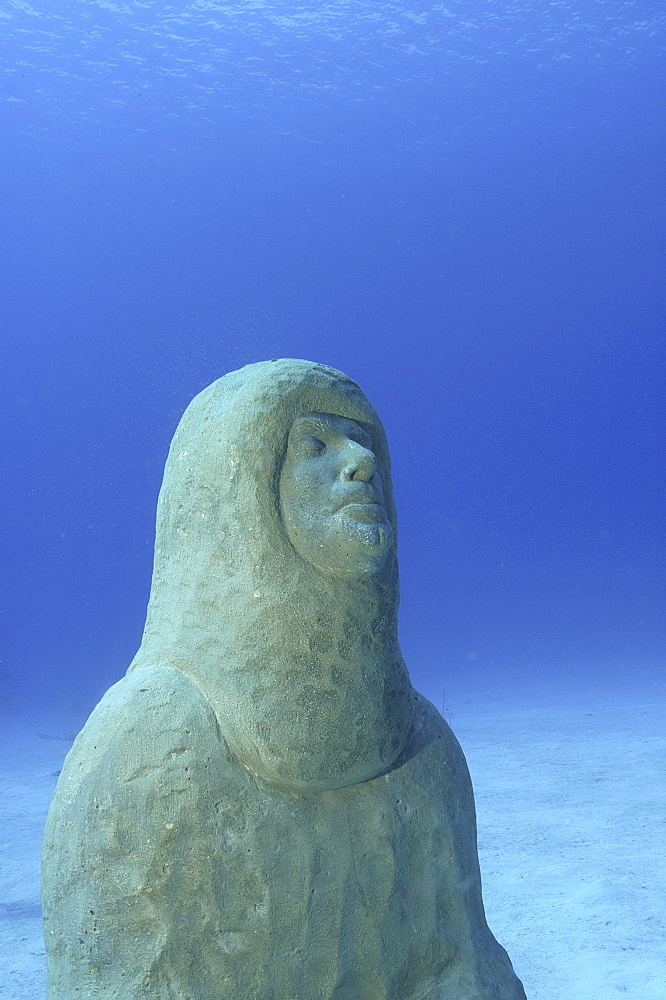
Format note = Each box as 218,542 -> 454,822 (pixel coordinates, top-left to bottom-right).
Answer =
42,359 -> 527,999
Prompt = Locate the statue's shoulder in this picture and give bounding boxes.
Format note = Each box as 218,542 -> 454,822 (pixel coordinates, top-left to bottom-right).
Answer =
90,663 -> 217,730
406,689 -> 465,750
44,665 -> 233,889
42,667 -> 237,997
388,690 -> 471,791
55,665 -> 224,796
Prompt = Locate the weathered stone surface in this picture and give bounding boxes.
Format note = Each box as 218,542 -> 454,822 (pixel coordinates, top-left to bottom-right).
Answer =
43,359 -> 527,999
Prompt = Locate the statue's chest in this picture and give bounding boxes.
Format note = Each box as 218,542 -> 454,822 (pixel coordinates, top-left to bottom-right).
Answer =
191,747 -> 457,1000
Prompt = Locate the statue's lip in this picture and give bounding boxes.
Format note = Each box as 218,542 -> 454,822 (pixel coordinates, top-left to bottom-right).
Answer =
335,494 -> 385,514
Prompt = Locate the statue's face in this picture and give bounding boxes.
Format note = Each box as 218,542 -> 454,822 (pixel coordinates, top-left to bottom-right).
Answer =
280,412 -> 394,578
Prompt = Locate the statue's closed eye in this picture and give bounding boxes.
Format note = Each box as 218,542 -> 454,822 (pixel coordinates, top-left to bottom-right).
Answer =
290,435 -> 326,459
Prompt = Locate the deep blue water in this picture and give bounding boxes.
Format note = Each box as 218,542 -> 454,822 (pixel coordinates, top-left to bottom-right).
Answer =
1,1 -> 664,716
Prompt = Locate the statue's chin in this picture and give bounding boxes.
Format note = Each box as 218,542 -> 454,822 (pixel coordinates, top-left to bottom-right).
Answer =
298,518 -> 394,579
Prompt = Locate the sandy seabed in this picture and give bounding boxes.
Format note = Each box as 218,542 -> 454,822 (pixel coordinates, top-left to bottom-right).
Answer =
1,692 -> 664,1000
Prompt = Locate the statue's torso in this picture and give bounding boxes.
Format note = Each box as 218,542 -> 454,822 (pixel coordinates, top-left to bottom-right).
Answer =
43,666 -> 524,1000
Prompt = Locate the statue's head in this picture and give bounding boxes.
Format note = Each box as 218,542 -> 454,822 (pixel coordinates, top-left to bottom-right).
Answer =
147,357 -> 399,592
134,359 -> 413,790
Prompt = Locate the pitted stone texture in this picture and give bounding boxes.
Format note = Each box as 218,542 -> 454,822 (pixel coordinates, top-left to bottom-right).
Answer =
43,359 -> 526,999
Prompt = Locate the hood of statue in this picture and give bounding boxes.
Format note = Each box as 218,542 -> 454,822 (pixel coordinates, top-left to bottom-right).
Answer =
129,359 -> 415,791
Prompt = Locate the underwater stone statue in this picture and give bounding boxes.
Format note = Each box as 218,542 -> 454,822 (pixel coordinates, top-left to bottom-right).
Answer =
42,359 -> 527,1000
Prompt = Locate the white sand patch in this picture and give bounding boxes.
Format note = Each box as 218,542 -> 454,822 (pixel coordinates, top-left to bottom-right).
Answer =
1,697 -> 664,999
453,698 -> 666,999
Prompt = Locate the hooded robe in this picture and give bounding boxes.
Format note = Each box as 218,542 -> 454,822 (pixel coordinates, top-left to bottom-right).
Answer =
42,359 -> 526,1000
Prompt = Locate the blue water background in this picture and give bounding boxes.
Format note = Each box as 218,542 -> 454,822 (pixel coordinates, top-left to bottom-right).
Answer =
1,1 -> 664,717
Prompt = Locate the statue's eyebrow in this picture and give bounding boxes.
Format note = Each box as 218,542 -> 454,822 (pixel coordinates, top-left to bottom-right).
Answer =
290,416 -> 330,439
293,415 -> 372,447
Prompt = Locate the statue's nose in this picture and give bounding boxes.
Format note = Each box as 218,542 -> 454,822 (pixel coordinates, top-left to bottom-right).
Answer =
340,442 -> 376,482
